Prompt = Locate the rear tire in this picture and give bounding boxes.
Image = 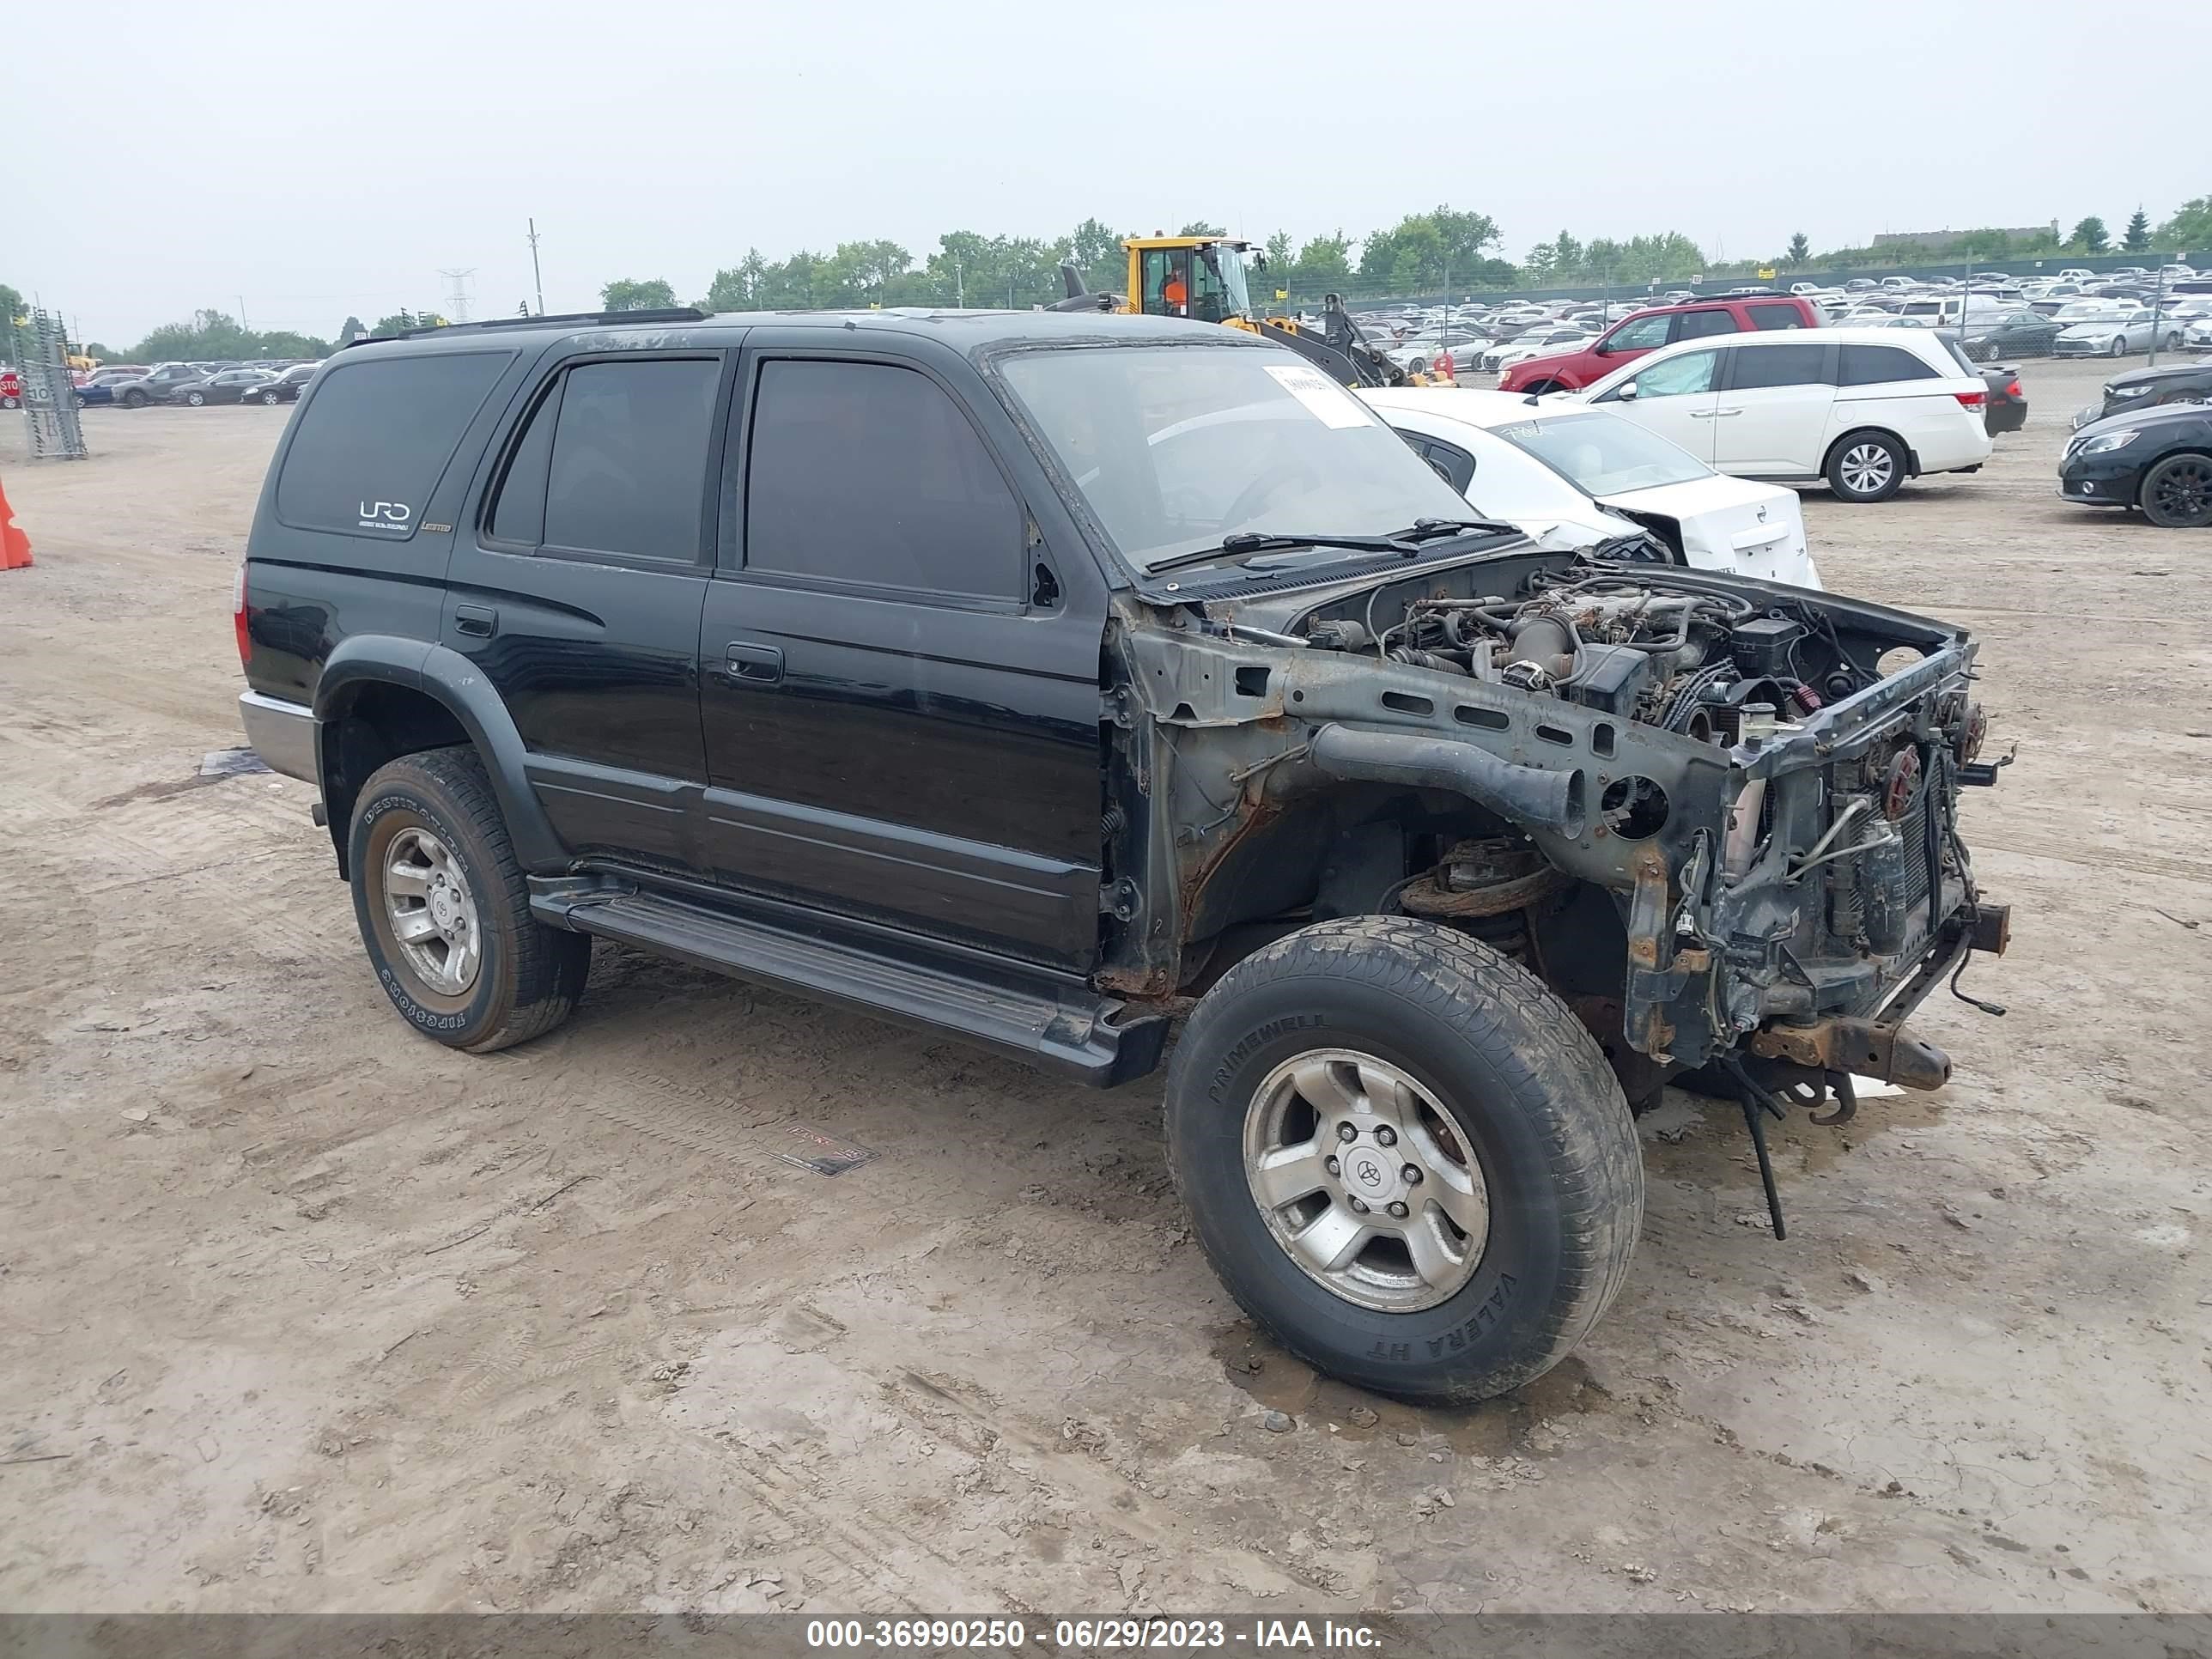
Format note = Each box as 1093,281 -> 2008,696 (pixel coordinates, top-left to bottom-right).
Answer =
1164,916 -> 1642,1405
1825,430 -> 1907,502
2139,453 -> 2212,529
349,747 -> 591,1053
120,388 -> 147,408
184,390 -> 206,406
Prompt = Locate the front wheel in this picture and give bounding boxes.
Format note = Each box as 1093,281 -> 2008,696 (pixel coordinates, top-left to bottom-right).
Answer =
1826,430 -> 1907,502
1164,917 -> 1642,1405
349,747 -> 591,1052
119,389 -> 148,408
260,391 -> 280,404
2140,453 -> 2212,528
2109,335 -> 2129,357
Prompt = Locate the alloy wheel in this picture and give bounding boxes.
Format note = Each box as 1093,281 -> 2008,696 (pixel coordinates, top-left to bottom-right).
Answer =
1839,442 -> 1895,497
2146,458 -> 2212,527
1242,1048 -> 1491,1313
380,826 -> 482,995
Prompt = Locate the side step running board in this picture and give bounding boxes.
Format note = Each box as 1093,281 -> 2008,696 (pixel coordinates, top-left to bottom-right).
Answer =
531,884 -> 1170,1089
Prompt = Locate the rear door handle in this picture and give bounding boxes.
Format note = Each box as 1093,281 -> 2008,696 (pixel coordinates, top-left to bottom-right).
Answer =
725,641 -> 784,684
1714,407 -> 1744,416
1688,410 -> 1719,418
454,604 -> 497,637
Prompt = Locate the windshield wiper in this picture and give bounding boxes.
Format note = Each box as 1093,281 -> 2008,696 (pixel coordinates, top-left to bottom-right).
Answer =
1389,517 -> 1522,541
1146,531 -> 1419,576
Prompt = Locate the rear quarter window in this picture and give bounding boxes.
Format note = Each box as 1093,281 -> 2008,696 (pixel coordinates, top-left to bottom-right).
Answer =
1836,344 -> 1941,387
276,350 -> 510,539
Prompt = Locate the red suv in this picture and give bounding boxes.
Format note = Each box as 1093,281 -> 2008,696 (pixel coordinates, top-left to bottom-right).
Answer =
1497,295 -> 1821,394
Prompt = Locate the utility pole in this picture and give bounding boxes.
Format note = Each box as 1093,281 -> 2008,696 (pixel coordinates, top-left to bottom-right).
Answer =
955,258 -> 963,308
439,269 -> 477,325
526,219 -> 545,317
239,295 -> 249,332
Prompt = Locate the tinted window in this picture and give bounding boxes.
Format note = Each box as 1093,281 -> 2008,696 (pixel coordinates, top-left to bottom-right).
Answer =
745,360 -> 1022,599
1397,430 -> 1475,494
1836,344 -> 1940,386
543,359 -> 720,562
276,351 -> 508,539
1727,342 -> 1830,390
487,380 -> 559,545
1747,304 -> 1807,331
1674,309 -> 1739,340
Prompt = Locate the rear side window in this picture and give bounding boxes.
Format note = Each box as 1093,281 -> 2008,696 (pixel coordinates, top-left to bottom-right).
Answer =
1837,344 -> 1940,386
1674,310 -> 1739,340
1727,342 -> 1830,390
1747,304 -> 1808,331
276,351 -> 508,539
545,361 -> 720,562
744,359 -> 1023,602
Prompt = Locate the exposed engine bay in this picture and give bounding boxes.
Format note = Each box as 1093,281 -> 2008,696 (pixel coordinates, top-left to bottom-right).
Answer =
1104,548 -> 2010,1218
1298,568 -> 1888,751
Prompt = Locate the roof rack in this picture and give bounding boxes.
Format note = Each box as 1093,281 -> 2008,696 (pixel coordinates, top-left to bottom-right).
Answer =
344,307 -> 712,348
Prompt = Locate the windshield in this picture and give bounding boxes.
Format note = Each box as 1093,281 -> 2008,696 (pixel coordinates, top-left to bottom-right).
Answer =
1194,245 -> 1252,323
1492,411 -> 1711,495
995,345 -> 1471,572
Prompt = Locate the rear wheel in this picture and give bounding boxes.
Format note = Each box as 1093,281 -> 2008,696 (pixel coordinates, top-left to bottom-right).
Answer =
119,388 -> 148,408
1164,917 -> 1642,1404
1826,430 -> 1907,502
183,389 -> 206,406
349,747 -> 591,1052
2140,453 -> 2212,528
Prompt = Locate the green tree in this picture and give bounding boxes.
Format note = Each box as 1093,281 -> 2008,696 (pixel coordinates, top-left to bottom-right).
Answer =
1291,231 -> 1352,292
1,282 -> 24,325
2156,194 -> 2212,249
83,341 -> 115,361
2122,208 -> 2151,252
1178,221 -> 1225,237
1786,231 -> 1811,265
2069,216 -> 2108,252
1067,218 -> 1127,296
1956,228 -> 2014,260
701,251 -> 769,310
336,314 -> 366,345
600,277 -> 677,311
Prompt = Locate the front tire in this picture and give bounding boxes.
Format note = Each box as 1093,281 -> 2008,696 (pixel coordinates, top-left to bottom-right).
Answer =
1826,430 -> 1907,502
349,747 -> 591,1053
1164,917 -> 1642,1405
2108,335 -> 2128,357
260,391 -> 280,404
2140,453 -> 2212,528
119,389 -> 147,408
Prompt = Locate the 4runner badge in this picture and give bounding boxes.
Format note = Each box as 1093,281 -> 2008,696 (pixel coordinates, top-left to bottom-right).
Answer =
358,500 -> 412,530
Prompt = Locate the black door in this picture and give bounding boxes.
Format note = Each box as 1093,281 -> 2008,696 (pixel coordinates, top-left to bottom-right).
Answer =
696,343 -> 1105,972
444,348 -> 733,868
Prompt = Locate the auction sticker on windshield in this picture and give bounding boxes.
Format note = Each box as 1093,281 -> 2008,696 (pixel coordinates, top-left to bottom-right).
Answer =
1263,363 -> 1370,428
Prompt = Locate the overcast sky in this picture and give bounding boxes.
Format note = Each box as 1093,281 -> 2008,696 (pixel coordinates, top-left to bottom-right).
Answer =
16,0 -> 2209,346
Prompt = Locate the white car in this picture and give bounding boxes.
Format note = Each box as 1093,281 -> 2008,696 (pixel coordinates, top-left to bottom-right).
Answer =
1361,387 -> 1820,587
2053,307 -> 2187,358
1486,329 -> 1599,375
1563,326 -> 1993,502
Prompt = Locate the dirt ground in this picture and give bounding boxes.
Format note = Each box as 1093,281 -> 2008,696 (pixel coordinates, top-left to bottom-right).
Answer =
2,357 -> 2207,1617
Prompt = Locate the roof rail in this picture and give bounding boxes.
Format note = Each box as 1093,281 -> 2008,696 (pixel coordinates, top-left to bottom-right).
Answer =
343,307 -> 712,348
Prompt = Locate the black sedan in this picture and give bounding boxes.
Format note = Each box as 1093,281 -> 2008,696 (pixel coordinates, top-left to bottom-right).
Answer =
2059,402 -> 2212,527
2069,360 -> 2212,430
170,368 -> 278,406
241,363 -> 318,404
1956,309 -> 2063,362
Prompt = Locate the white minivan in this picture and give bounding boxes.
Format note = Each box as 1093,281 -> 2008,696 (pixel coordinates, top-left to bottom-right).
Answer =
1564,327 -> 1993,501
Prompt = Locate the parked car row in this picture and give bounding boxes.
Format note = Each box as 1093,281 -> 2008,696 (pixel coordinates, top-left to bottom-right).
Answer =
72,358 -> 321,409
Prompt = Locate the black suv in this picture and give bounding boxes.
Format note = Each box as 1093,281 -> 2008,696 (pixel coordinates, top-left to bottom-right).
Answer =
238,307 -> 2010,1403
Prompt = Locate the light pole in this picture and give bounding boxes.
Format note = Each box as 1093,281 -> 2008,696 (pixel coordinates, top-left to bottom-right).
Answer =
955,258 -> 964,308
527,219 -> 545,316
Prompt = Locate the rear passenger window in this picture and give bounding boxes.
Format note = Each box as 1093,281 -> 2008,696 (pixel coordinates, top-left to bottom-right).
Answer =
276,351 -> 508,539
543,360 -> 720,562
1674,310 -> 1738,340
744,360 -> 1022,602
1836,345 -> 1940,386
1728,343 -> 1830,390
1747,304 -> 1807,331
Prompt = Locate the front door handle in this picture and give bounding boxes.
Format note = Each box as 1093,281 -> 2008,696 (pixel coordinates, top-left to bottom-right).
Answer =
725,641 -> 784,685
455,604 -> 497,637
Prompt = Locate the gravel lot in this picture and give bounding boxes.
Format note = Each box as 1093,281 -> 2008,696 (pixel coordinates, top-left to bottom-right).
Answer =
2,356 -> 2207,1616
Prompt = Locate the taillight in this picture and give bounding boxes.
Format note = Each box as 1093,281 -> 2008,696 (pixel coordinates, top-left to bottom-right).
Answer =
1954,390 -> 1985,407
2005,378 -> 2022,398
233,562 -> 250,665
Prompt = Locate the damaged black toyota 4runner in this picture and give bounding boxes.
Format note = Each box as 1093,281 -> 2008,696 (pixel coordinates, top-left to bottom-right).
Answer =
237,307 -> 2009,1403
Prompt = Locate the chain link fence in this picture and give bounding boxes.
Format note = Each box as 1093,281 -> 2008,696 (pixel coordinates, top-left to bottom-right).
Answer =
8,308 -> 89,459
